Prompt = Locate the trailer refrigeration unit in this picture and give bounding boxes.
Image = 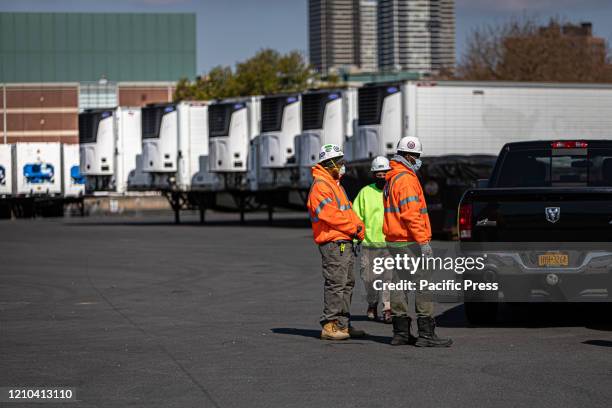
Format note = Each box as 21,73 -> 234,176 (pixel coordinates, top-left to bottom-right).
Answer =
79,107 -> 148,194
296,88 -> 358,189
13,143 -> 62,196
141,103 -> 179,189
9,142 -> 64,217
249,93 -> 301,190
351,80 -> 612,236
61,143 -> 86,215
62,144 -> 85,197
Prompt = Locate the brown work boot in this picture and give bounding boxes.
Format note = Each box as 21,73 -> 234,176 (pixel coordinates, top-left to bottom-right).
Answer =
321,321 -> 350,340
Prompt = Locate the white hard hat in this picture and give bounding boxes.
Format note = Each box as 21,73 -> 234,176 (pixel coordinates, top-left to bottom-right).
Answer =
371,156 -> 391,172
318,144 -> 344,163
397,136 -> 423,155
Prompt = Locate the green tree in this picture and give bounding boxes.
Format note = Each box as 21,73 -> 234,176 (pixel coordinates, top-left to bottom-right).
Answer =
174,49 -> 314,102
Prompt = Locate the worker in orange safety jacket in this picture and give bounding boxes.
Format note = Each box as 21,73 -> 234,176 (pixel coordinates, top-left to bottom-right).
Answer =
307,143 -> 366,341
383,136 -> 453,347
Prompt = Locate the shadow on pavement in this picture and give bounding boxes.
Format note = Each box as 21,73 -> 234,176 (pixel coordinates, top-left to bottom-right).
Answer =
582,340 -> 612,347
437,303 -> 612,330
271,328 -> 392,345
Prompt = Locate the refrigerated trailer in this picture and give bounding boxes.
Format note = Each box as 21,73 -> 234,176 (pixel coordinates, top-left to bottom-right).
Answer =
354,81 -> 612,160
79,107 -> 148,193
165,97 -> 263,223
351,81 -> 612,236
248,93 -> 301,190
139,101 -> 221,222
209,97 -> 261,177
141,102 -> 216,191
296,88 -> 358,189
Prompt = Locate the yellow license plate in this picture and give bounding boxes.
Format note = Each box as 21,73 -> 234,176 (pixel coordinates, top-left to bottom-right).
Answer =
538,253 -> 569,267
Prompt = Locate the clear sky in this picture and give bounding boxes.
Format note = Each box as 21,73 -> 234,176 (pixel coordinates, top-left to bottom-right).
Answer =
1,0 -> 611,77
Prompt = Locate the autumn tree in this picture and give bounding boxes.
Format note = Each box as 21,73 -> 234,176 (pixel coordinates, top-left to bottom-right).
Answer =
457,17 -> 612,83
174,49 -> 314,101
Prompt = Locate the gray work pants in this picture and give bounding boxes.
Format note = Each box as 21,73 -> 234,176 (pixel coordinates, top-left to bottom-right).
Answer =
388,244 -> 434,319
319,241 -> 356,329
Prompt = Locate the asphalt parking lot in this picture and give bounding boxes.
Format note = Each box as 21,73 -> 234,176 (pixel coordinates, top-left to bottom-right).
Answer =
1,212 -> 611,408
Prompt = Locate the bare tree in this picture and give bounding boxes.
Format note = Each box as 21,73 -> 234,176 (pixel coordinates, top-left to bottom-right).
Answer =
457,17 -> 612,83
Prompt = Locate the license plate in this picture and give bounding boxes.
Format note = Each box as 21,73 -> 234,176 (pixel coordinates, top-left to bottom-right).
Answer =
538,253 -> 569,267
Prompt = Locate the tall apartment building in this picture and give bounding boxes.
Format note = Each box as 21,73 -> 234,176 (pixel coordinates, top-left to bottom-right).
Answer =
308,0 -> 378,74
355,0 -> 378,72
378,0 -> 455,73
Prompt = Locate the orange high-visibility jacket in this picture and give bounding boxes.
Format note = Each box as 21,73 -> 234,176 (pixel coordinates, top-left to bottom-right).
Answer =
383,158 -> 431,244
307,164 -> 364,245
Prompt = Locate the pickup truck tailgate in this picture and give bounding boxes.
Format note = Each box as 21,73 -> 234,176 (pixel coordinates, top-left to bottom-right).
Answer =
467,188 -> 612,241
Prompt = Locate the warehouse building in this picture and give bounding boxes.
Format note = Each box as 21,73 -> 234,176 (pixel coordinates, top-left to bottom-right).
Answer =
0,12 -> 196,144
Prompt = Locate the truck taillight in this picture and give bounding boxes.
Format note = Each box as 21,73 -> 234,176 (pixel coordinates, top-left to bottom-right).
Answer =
551,141 -> 588,149
458,203 -> 473,240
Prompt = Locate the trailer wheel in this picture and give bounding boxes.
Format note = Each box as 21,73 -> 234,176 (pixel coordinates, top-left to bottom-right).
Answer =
464,302 -> 498,325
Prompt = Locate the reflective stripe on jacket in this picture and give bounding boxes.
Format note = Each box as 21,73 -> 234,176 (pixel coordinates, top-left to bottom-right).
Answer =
307,164 -> 364,245
382,158 -> 431,244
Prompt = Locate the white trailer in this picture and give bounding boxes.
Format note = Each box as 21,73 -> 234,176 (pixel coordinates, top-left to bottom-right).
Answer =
353,81 -> 612,161
12,143 -> 62,196
0,144 -> 13,196
141,102 -> 215,191
141,103 -> 179,185
79,109 -> 115,178
116,107 -> 150,192
248,93 -> 301,190
296,88 -> 358,188
208,97 -> 261,177
79,107 -> 147,193
177,101 -> 218,191
62,144 -> 85,197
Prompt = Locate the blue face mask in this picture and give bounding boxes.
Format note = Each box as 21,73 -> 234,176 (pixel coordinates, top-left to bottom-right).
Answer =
412,158 -> 423,171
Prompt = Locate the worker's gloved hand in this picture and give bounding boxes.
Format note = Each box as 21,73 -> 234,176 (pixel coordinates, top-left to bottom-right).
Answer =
420,242 -> 434,258
356,225 -> 365,242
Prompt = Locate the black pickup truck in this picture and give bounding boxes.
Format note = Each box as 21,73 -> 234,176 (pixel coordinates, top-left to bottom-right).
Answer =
458,140 -> 612,323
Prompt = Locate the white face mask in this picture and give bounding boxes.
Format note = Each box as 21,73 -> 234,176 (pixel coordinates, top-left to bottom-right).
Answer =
339,164 -> 346,177
412,159 -> 423,171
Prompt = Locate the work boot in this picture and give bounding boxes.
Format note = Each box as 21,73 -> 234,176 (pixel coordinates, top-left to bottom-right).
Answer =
321,321 -> 350,341
340,325 -> 366,338
382,309 -> 392,324
415,317 -> 453,347
390,316 -> 416,346
367,304 -> 378,321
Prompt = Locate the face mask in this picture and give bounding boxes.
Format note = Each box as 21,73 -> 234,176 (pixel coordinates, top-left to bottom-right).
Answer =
375,179 -> 386,189
338,164 -> 346,178
412,158 -> 423,171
